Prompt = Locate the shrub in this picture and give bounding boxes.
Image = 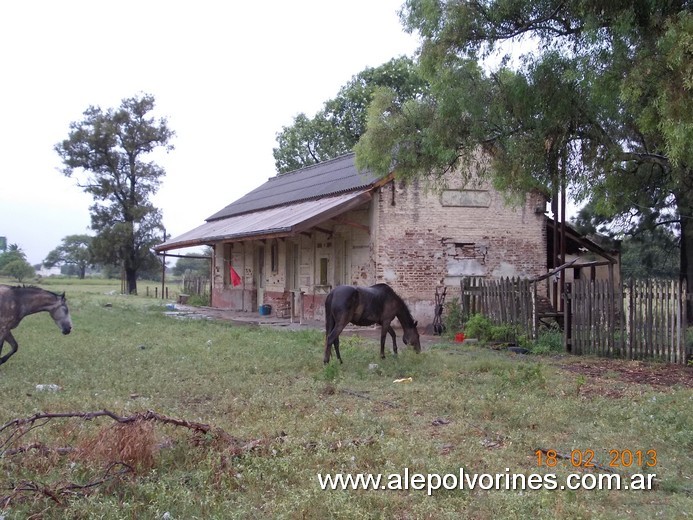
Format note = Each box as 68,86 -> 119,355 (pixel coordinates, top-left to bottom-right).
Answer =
530,325 -> 564,354
443,297 -> 465,335
187,293 -> 211,306
463,313 -> 494,340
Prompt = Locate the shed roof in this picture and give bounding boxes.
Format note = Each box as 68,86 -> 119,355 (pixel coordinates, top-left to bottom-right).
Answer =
155,153 -> 384,252
205,153 -> 382,221
155,191 -> 373,252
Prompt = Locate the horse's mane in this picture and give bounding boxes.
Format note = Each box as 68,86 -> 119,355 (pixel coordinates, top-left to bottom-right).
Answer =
11,285 -> 62,297
397,300 -> 416,328
378,284 -> 416,327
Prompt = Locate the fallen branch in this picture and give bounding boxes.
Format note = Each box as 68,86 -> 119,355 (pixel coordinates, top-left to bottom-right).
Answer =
2,442 -> 74,457
0,409 -> 278,510
1,462 -> 133,508
1,409 -> 237,456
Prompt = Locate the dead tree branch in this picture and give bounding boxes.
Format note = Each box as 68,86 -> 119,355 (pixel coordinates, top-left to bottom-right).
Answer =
1,462 -> 134,508
1,409 -> 237,457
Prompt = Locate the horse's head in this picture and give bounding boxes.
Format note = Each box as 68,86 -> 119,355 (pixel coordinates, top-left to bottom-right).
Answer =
403,321 -> 421,353
49,292 -> 72,335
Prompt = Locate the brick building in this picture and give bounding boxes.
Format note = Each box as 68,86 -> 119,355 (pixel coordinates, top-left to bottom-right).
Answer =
155,153 -> 600,326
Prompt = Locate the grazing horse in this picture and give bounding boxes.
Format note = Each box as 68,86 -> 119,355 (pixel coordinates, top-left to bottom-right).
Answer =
324,284 -> 421,364
0,285 -> 72,366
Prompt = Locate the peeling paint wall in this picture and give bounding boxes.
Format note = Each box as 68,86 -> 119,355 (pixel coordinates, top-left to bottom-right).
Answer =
210,203 -> 373,321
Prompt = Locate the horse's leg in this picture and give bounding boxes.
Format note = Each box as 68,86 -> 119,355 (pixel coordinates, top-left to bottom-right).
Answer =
0,332 -> 19,365
379,320 -> 394,358
387,325 -> 398,356
325,326 -> 346,364
333,336 -> 342,364
324,310 -> 334,364
324,313 -> 347,364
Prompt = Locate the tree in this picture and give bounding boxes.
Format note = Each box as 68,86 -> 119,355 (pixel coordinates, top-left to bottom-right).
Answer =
573,203 -> 680,280
173,249 -> 212,277
355,1 -> 693,315
273,56 -> 427,173
44,234 -> 93,279
55,93 -> 174,294
0,244 -> 34,282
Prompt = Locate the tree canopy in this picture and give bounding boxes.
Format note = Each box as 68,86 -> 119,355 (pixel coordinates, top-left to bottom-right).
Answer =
273,56 -> 427,173
172,248 -> 212,278
55,94 -> 174,294
355,1 -> 693,297
44,235 -> 93,279
0,244 -> 34,282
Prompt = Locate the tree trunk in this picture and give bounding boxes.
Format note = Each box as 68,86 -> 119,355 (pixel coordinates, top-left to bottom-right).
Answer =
677,189 -> 693,324
125,267 -> 138,295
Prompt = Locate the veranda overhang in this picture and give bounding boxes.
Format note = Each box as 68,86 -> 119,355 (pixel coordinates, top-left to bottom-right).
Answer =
154,191 -> 372,253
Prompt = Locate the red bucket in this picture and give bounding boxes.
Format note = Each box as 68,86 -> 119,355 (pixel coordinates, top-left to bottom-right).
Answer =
455,333 -> 465,343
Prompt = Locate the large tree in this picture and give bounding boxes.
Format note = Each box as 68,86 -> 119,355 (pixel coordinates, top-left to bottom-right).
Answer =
56,94 -> 174,294
273,56 -> 427,173
44,234 -> 93,279
355,1 -> 693,308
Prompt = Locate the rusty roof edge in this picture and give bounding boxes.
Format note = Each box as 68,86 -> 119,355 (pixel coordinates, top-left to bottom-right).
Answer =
154,189 -> 377,253
153,227 -> 296,253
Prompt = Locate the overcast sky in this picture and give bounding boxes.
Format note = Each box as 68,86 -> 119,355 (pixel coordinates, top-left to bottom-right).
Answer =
0,1 -> 420,265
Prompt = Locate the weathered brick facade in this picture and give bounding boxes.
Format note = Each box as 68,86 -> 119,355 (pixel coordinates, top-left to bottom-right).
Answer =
207,175 -> 547,326
370,177 -> 547,323
159,154 -> 550,327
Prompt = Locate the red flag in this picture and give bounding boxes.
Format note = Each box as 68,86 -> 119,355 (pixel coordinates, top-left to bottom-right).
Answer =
230,265 -> 242,287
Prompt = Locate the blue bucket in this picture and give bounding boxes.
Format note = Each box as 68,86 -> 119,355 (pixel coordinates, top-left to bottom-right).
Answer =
259,304 -> 272,316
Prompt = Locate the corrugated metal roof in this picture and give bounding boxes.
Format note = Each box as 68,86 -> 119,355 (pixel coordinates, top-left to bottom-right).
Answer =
155,191 -> 372,252
205,153 -> 381,221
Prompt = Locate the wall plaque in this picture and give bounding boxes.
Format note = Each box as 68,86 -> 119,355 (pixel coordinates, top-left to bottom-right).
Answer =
441,190 -> 491,207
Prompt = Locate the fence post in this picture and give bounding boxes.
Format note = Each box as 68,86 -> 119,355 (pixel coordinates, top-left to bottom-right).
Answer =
564,282 -> 572,353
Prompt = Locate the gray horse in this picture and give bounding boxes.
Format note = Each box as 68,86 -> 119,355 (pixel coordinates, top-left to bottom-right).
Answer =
0,285 -> 72,366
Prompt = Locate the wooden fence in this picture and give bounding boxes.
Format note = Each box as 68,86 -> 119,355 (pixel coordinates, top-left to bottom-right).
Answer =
568,278 -> 690,364
182,276 -> 210,297
461,276 -> 692,364
460,276 -> 535,340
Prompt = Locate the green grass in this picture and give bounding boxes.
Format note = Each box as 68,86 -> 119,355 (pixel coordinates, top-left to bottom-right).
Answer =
0,279 -> 691,518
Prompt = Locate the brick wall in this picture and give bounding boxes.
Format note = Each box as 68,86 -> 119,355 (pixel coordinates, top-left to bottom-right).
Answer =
372,175 -> 547,324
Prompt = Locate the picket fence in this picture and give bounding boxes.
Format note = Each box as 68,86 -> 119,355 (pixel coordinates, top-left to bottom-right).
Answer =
182,276 -> 210,297
569,278 -> 690,364
461,276 -> 691,364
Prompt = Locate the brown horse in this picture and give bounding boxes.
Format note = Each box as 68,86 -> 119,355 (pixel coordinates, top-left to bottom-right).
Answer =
0,285 -> 72,366
324,284 -> 421,364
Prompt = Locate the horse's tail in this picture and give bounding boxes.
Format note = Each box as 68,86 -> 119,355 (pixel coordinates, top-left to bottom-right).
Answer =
325,291 -> 335,336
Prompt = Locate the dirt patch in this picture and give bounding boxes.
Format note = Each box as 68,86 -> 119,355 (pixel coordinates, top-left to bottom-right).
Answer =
167,304 -> 447,348
558,358 -> 693,390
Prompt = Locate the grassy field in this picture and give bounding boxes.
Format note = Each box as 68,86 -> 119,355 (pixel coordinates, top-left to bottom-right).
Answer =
0,278 -> 691,519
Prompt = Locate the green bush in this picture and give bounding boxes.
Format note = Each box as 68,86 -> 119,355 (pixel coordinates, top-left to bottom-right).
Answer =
530,325 -> 564,354
187,293 -> 211,306
463,313 -> 494,339
464,314 -> 521,341
443,297 -> 465,335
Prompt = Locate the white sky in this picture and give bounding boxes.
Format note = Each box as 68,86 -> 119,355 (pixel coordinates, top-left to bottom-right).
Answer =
0,0 -> 420,265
